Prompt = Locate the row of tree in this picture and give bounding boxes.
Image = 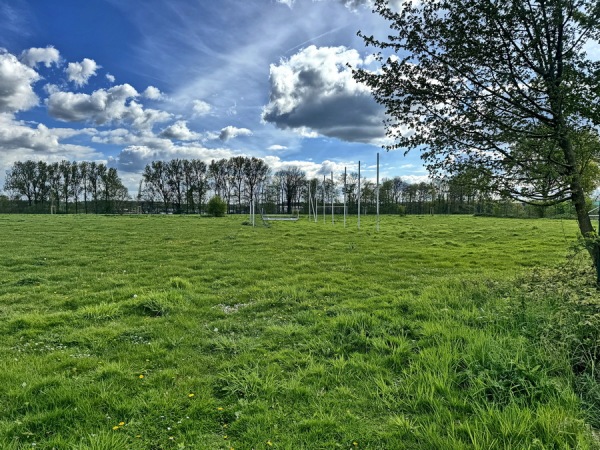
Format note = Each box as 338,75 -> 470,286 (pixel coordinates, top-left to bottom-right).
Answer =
3,157 -> 595,217
3,160 -> 128,214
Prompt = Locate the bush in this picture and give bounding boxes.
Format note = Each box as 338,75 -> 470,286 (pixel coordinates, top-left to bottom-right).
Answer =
207,195 -> 227,217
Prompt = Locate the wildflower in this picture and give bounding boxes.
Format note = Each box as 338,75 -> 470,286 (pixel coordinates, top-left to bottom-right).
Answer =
139,374 -> 144,379
118,422 -> 125,426
217,407 -> 224,411
188,393 -> 195,398
223,435 -> 228,439
112,426 -> 119,431
267,441 -> 273,446
353,442 -> 359,447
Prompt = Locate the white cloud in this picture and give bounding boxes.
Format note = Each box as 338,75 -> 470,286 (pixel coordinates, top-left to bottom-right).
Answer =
0,113 -> 101,189
143,86 -> 163,100
0,51 -> 40,113
267,144 -> 288,151
262,155 -> 353,179
262,45 -> 385,143
159,120 -> 199,141
192,99 -> 211,116
66,58 -> 99,87
19,46 -> 60,68
106,73 -> 115,83
47,83 -> 172,129
276,0 -> 295,7
112,142 -> 240,172
219,125 -> 253,141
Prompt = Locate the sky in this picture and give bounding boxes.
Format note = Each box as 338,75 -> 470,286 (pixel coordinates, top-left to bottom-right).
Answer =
0,0 -> 429,195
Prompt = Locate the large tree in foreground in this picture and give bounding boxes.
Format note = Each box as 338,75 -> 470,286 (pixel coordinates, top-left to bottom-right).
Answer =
354,0 -> 600,269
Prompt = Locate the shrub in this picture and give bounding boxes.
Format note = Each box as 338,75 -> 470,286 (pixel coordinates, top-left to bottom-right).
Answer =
207,195 -> 227,217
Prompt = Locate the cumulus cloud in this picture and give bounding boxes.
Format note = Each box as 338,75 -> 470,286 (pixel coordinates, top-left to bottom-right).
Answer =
66,58 -> 99,87
262,45 -> 385,144
47,83 -> 171,129
192,99 -> 211,116
267,144 -> 288,151
0,51 -> 40,113
112,143 -> 239,172
262,155 -> 352,179
159,120 -> 199,141
219,125 -> 252,141
0,113 -> 101,187
19,46 -> 60,68
106,73 -> 115,83
143,86 -> 163,100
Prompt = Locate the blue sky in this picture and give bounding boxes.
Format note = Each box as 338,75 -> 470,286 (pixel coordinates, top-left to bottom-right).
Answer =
0,0 -> 429,193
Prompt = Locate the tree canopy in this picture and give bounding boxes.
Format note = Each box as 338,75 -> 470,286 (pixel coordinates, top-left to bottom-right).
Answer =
354,0 -> 600,268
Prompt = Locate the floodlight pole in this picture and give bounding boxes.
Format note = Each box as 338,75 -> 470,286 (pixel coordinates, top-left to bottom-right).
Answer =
358,161 -> 361,230
314,181 -> 318,223
344,167 -> 347,228
331,171 -> 334,225
323,175 -> 326,223
376,152 -> 380,233
308,181 -> 311,222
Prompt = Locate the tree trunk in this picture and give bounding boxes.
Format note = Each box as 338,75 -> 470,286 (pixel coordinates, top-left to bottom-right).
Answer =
561,135 -> 598,270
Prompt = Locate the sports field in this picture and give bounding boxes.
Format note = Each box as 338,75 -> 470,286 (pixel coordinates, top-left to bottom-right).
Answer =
0,214 -> 596,449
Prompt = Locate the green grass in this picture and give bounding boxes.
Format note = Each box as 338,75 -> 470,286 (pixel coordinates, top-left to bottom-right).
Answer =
0,214 -> 596,449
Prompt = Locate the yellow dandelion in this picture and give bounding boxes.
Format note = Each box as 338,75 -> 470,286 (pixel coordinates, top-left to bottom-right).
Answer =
217,407 -> 224,411
267,441 -> 273,447
112,426 -> 119,430
223,435 -> 228,439
353,442 -> 359,447
118,422 -> 125,426
223,423 -> 228,428
139,374 -> 144,379
188,393 -> 195,398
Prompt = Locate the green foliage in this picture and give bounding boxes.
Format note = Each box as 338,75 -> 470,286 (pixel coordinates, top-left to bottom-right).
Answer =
207,195 -> 227,217
0,215 -> 597,448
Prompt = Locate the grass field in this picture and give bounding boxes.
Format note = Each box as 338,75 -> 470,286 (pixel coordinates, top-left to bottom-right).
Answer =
0,214 -> 597,449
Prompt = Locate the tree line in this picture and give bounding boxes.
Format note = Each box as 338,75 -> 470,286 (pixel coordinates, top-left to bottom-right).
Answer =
3,156 -> 593,217
2,160 -> 128,214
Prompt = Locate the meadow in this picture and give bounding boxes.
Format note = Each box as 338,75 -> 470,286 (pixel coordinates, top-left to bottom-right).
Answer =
0,214 -> 597,449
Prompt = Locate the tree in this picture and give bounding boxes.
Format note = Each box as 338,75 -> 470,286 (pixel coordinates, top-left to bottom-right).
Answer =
189,159 -> 209,213
100,167 -> 127,213
354,0 -> 600,269
208,159 -> 229,203
207,195 -> 227,217
4,161 -> 36,206
228,156 -> 247,213
47,162 -> 62,213
276,166 -> 306,213
142,161 -> 172,213
242,157 -> 269,216
166,159 -> 184,213
59,160 -> 73,214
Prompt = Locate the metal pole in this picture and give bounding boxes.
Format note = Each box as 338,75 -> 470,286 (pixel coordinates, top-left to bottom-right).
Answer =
358,161 -> 361,230
376,152 -> 380,233
308,181 -> 311,222
331,171 -> 334,225
344,167 -> 347,228
323,175 -> 326,223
